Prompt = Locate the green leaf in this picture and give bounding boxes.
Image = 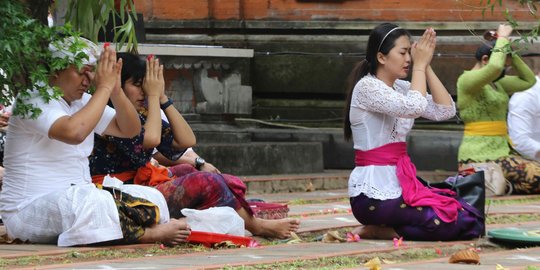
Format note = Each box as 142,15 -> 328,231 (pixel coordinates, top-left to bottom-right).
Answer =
0,0 -> 139,118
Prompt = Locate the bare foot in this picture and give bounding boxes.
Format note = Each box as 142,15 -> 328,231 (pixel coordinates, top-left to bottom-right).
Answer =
140,218 -> 191,246
251,218 -> 301,239
352,225 -> 398,240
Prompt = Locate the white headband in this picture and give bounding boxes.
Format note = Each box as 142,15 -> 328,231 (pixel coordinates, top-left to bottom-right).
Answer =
49,36 -> 100,66
377,27 -> 402,52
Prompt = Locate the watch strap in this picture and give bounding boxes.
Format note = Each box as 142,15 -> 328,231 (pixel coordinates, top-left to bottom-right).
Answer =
160,98 -> 173,110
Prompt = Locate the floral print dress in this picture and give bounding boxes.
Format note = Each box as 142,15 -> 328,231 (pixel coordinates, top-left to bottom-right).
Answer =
89,110 -> 252,219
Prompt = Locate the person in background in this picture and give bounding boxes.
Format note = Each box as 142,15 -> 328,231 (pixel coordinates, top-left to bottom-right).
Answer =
90,52 -> 300,239
0,37 -> 190,246
343,23 -> 484,240
508,67 -> 540,161
457,24 -> 538,194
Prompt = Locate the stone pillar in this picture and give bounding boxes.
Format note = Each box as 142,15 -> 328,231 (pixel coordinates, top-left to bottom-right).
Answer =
193,66 -> 252,115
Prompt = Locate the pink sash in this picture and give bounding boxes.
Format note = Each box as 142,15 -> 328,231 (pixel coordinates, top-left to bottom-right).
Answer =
355,142 -> 461,223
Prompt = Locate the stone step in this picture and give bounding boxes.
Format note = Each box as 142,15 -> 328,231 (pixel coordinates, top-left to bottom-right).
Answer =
38,221 -> 540,270
1,186 -> 538,267
0,243 -> 152,260
252,105 -> 343,128
187,126 -> 465,174
193,141 -> 324,175
243,170 -> 350,194
297,213 -> 358,233
298,212 -> 540,235
288,202 -> 351,217
32,239 -> 482,270
342,246 -> 540,270
190,122 -> 251,144
289,200 -> 540,218
2,200 -> 540,269
249,127 -> 465,172
241,170 -> 457,195
250,128 -> 354,170
488,202 -> 540,214
250,187 -> 540,205
247,188 -> 348,203
279,198 -> 540,223
1,217 -> 537,262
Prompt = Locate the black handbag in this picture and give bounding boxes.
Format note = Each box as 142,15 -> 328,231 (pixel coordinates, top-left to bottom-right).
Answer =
417,171 -> 485,218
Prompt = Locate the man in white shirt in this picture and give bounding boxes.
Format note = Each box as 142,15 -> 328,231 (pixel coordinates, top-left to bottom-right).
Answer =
508,68 -> 540,160
0,37 -> 189,246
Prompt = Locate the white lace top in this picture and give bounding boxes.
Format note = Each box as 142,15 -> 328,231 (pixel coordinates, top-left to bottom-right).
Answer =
348,74 -> 456,199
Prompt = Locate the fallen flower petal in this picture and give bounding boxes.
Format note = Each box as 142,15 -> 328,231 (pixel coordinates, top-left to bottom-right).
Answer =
393,236 -> 403,248
248,240 -> 260,248
346,232 -> 361,242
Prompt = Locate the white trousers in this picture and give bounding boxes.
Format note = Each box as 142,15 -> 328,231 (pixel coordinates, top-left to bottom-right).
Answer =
3,183 -> 169,247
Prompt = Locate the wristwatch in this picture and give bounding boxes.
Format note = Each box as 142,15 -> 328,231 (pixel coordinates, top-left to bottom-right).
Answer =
195,157 -> 206,170
160,98 -> 174,110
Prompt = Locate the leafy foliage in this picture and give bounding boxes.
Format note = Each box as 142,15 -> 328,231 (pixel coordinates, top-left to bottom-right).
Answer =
481,0 -> 540,53
0,0 -> 138,118
0,1 -> 89,118
64,0 -> 138,52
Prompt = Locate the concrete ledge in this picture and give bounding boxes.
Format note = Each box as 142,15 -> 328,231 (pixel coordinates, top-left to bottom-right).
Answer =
408,129 -> 463,171
118,43 -> 254,58
250,128 -> 354,170
242,170 -> 349,194
146,20 -> 539,31
249,128 -> 463,172
194,142 -> 324,175
190,127 -> 464,174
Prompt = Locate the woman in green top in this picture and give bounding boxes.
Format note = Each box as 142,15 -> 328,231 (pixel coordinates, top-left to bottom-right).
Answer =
457,24 -> 538,194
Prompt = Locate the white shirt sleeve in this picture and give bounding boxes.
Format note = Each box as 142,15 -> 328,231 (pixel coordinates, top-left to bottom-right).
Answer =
508,88 -> 540,160
421,94 -> 456,121
355,76 -> 428,119
18,93 -> 68,137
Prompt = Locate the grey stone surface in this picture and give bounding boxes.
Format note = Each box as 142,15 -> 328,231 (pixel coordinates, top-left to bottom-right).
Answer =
187,124 -> 463,175
244,174 -> 349,194
248,128 -> 463,171
194,68 -> 225,114
37,240 -> 478,270
250,128 -> 354,170
408,129 -> 463,171
2,187 -> 540,269
224,75 -> 252,114
193,130 -> 251,144
168,77 -> 194,113
356,247 -> 540,270
246,187 -> 348,202
194,142 -> 324,175
193,69 -> 252,115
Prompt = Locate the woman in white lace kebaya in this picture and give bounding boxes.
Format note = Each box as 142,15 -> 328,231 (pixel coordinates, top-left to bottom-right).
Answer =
343,23 -> 484,240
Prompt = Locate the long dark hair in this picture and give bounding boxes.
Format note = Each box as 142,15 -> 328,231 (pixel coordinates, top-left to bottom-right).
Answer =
343,23 -> 411,141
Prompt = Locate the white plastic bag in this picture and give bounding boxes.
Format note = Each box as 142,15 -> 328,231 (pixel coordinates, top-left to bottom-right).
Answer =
181,207 -> 245,236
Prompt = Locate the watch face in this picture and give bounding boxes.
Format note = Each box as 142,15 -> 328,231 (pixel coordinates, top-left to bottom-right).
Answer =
195,157 -> 206,167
